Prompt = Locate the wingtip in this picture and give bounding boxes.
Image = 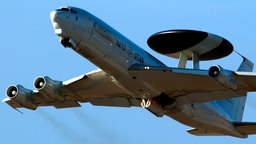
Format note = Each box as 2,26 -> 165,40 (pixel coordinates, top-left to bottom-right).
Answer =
2,97 -> 11,102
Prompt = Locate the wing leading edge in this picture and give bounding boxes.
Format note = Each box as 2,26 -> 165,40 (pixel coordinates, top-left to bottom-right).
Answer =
3,69 -> 139,110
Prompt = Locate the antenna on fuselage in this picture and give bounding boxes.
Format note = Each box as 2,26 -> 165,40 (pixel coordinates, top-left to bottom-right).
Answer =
147,30 -> 234,69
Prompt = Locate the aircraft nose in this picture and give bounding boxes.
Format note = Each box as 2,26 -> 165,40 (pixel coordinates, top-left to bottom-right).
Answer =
50,11 -> 68,37
50,11 -> 58,23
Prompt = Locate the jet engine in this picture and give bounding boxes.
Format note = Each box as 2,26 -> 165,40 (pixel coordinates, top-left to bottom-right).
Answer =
34,76 -> 64,101
208,65 -> 238,90
6,85 -> 37,110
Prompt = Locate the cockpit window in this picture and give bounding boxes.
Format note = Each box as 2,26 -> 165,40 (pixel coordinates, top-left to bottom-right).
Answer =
56,7 -> 78,14
70,9 -> 78,14
59,7 -> 70,11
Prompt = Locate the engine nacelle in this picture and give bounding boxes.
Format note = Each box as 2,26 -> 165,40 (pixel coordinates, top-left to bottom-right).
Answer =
34,76 -> 64,101
6,85 -> 37,110
208,65 -> 238,90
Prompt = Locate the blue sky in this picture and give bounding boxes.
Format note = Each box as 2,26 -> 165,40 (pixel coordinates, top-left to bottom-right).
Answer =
1,1 -> 256,144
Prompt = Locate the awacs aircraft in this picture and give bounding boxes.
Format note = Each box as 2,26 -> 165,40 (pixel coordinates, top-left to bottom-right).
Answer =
3,6 -> 256,138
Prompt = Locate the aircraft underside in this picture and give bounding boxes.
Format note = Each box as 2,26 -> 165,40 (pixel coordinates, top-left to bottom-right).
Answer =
3,6 -> 256,138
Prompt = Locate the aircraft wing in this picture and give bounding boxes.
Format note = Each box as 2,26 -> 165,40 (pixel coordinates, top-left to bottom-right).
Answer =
128,64 -> 256,105
3,69 -> 140,110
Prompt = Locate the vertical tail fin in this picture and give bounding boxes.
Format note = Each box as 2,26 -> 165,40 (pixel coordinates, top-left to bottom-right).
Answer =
237,57 -> 254,72
217,57 -> 253,121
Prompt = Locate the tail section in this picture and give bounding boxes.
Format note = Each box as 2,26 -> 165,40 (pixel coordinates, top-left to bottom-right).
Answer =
237,57 -> 254,72
217,57 -> 253,121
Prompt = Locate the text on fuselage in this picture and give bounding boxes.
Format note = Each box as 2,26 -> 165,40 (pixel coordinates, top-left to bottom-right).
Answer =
116,40 -> 144,64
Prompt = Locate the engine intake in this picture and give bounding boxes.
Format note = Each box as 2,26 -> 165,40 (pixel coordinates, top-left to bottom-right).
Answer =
34,76 -> 64,101
6,85 -> 37,110
208,65 -> 221,78
6,85 -> 19,98
208,65 -> 238,90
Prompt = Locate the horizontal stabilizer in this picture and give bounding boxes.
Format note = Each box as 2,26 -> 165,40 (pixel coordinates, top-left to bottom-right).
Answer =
188,122 -> 256,137
233,122 -> 256,135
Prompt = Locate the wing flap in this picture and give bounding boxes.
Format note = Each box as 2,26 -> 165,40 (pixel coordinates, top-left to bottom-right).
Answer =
53,101 -> 81,109
90,97 -> 132,107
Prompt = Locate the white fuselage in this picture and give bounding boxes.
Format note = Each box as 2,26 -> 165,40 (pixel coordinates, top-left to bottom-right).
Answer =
50,7 -> 245,138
